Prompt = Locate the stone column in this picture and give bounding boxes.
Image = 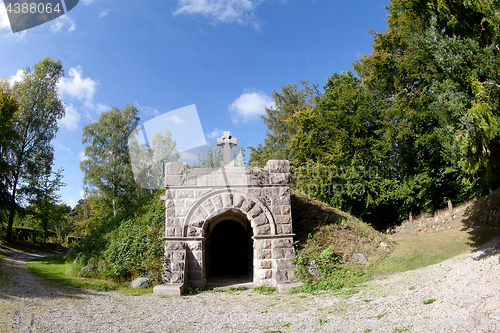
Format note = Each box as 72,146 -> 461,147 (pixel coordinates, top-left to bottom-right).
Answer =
253,237 -> 273,286
153,239 -> 187,295
271,236 -> 295,283
253,235 -> 295,287
185,238 -> 206,289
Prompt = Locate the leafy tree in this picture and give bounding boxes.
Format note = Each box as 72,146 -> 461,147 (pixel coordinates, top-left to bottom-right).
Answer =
50,203 -> 72,242
248,0 -> 499,228
289,72 -> 379,167
249,81 -> 321,166
0,79 -> 18,235
25,169 -> 65,241
233,144 -> 246,167
81,104 -> 143,216
192,146 -> 224,168
288,72 -> 396,226
5,58 -> 65,242
192,143 -> 244,168
128,128 -> 179,189
69,195 -> 108,235
354,0 -> 500,195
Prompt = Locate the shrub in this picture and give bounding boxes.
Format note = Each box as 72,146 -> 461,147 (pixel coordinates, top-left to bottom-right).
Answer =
66,190 -> 165,283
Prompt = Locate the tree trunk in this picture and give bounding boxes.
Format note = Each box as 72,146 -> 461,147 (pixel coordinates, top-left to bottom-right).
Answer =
6,177 -> 19,242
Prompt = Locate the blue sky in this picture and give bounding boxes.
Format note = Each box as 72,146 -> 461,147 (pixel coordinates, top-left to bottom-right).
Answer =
0,0 -> 389,208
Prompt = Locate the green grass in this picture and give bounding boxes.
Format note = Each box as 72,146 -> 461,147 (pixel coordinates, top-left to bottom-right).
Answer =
368,228 -> 471,276
423,298 -> 436,305
211,287 -> 226,293
229,286 -> 246,291
26,255 -> 138,293
254,285 -> 276,294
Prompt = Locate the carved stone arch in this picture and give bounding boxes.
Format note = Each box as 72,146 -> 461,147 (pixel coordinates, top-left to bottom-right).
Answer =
154,160 -> 295,296
183,189 -> 276,237
205,208 -> 248,234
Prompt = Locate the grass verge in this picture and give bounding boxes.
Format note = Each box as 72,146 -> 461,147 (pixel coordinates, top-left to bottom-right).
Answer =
368,228 -> 471,276
26,255 -> 153,294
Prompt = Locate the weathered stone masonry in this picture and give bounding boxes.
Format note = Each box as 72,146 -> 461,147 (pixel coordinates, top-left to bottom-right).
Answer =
153,160 -> 295,295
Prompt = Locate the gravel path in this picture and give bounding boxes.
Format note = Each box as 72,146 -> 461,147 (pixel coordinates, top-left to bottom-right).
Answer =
0,237 -> 499,333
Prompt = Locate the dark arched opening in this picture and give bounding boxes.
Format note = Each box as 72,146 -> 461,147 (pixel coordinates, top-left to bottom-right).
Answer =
211,220 -> 247,276
205,219 -> 254,284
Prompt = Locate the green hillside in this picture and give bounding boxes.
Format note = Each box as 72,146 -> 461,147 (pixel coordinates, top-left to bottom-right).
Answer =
291,192 -> 395,292
66,190 -> 165,283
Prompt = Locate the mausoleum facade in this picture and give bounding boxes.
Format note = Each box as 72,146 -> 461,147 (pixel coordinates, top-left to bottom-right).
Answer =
153,156 -> 296,295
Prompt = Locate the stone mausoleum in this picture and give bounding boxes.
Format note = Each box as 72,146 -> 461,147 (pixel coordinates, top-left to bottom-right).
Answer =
153,132 -> 296,295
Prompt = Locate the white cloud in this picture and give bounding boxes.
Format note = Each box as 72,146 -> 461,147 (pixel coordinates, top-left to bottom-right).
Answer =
59,104 -> 81,131
206,128 -> 223,139
50,15 -> 76,33
179,151 -> 199,162
82,0 -> 95,5
58,66 -> 111,117
95,102 -> 110,113
53,139 -> 71,152
98,9 -> 110,18
0,0 -> 11,30
79,151 -> 88,161
229,90 -> 274,124
9,69 -> 24,85
79,189 -> 86,197
58,66 -> 98,107
68,198 -> 75,207
135,102 -> 160,117
174,0 -> 259,26
166,114 -> 188,125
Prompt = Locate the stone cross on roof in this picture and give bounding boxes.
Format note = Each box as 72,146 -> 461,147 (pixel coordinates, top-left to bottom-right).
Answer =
217,131 -> 237,166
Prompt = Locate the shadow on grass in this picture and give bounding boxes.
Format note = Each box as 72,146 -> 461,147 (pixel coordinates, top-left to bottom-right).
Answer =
461,187 -> 500,259
26,255 -> 122,292
0,255 -> 92,300
291,193 -> 344,245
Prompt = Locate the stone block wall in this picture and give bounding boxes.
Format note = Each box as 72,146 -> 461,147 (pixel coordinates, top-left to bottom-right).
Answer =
156,160 -> 295,292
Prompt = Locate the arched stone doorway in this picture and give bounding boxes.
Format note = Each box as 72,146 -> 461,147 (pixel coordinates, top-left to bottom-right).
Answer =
206,220 -> 253,280
204,212 -> 254,284
154,160 -> 296,295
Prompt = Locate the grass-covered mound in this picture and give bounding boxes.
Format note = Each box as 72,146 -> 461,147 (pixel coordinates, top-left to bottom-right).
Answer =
291,192 -> 395,292
66,189 -> 394,292
66,190 -> 165,284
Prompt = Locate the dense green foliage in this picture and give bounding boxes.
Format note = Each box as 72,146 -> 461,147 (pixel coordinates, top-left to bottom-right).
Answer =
193,144 -> 245,167
249,81 -> 320,166
2,58 -> 66,241
193,146 -> 224,168
0,80 -> 18,234
81,104 -> 145,216
24,169 -> 66,241
5,0 -> 500,293
129,128 -> 180,189
67,190 -> 165,282
250,0 -> 500,229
